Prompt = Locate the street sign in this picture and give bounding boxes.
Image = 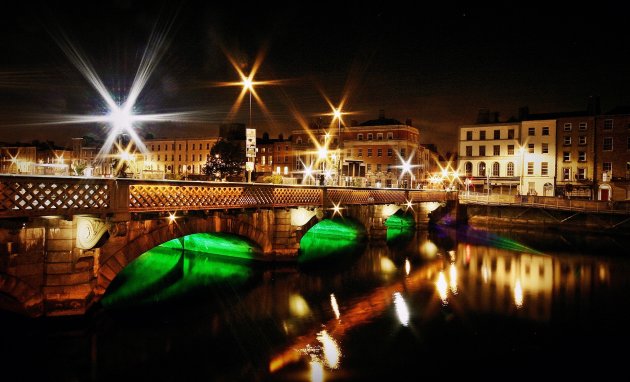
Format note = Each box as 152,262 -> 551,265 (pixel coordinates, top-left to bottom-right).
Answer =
246,128 -> 256,158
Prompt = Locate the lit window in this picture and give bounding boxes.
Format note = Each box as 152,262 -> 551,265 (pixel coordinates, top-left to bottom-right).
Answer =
528,127 -> 535,136
507,162 -> 514,176
541,162 -> 548,176
542,143 -> 548,153
527,162 -> 534,175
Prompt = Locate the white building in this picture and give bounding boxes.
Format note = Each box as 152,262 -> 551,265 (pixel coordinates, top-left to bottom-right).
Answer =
520,120 -> 556,196
458,122 -> 522,194
142,137 -> 219,179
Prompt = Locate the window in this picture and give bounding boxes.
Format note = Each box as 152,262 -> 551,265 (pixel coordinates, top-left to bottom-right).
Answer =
261,156 -> 266,165
604,119 -> 613,130
528,127 -> 535,136
387,148 -> 393,157
564,136 -> 572,146
579,122 -> 587,130
387,132 -> 393,139
206,143 -> 210,150
508,129 -> 514,139
466,131 -> 472,140
564,123 -> 572,131
285,145 -> 289,151
157,145 -> 161,151
494,130 -> 500,139
466,146 -> 472,156
507,162 -> 514,176
478,162 -> 486,177
577,168 -> 586,180
492,162 -> 500,176
377,133 -> 383,140
151,145 -> 154,151
527,162 -> 534,175
367,164 -> 372,172
578,151 -> 586,162
479,146 -> 486,156
367,148 -> 372,157
563,152 -> 570,161
542,127 -> 549,136
603,162 -> 612,172
377,148 -> 382,157
192,144 -> 195,150
157,155 -> 160,161
367,133 -> 373,140
562,168 -> 570,181
358,149 -> 363,157
400,148 -> 406,158
603,137 -> 613,151
179,144 -> 182,150
493,145 -> 500,155
171,155 -> 174,161
268,156 -> 273,165
579,136 -> 587,145
528,143 -> 534,153
376,164 -> 382,172
465,162 -> 473,176
507,145 -> 514,155
542,143 -> 549,154
178,154 -> 182,161
480,131 -> 486,140
347,149 -> 351,157
357,133 -> 363,141
541,162 -> 548,176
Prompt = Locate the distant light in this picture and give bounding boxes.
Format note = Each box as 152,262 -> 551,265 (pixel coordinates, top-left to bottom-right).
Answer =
310,360 -> 324,382
405,259 -> 411,276
317,330 -> 341,369
436,271 -> 448,304
333,108 -> 342,120
109,106 -> 133,130
168,212 -> 176,224
290,294 -> 310,317
449,263 -> 458,295
318,147 -> 328,159
332,202 -> 342,217
393,292 -> 410,326
330,293 -> 340,319
380,257 -> 396,273
241,76 -> 254,91
406,200 -> 413,209
514,279 -> 523,308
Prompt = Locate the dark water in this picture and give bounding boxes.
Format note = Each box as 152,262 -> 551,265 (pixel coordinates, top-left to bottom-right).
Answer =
3,226 -> 630,381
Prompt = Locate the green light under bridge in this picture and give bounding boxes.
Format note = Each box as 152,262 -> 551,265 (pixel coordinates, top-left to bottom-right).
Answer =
299,218 -> 366,264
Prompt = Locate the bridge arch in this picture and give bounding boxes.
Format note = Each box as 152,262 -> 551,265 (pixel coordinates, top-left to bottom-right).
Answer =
97,213 -> 272,296
0,274 -> 43,317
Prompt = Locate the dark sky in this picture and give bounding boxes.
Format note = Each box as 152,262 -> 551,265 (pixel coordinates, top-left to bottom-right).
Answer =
1,1 -> 629,152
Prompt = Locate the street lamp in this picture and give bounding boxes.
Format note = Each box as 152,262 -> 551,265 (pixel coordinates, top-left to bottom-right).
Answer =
241,75 -> 254,183
519,146 -> 525,196
333,108 -> 343,186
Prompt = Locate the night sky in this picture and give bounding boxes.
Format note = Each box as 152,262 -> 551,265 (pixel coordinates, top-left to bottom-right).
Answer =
1,1 -> 629,152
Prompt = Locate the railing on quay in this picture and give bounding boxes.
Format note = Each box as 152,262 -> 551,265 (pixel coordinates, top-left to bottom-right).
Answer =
459,192 -> 630,214
0,174 -> 456,218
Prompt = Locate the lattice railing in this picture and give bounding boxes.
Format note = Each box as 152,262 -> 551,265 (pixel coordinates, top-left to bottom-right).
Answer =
0,175 -> 455,218
0,175 -> 115,217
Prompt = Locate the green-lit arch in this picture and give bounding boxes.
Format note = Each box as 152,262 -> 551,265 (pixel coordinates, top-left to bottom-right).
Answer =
385,210 -> 416,243
101,232 -> 259,309
298,217 -> 367,264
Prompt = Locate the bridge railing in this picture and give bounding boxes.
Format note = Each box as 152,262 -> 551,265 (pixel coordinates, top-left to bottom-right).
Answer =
0,174 -> 455,218
459,192 -> 630,214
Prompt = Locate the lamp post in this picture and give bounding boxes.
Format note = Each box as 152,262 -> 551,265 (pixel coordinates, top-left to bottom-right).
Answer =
519,146 -> 525,196
333,108 -> 343,186
242,77 -> 254,183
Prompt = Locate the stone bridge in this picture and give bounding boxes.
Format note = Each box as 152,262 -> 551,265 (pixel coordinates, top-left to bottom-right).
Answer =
0,175 -> 457,317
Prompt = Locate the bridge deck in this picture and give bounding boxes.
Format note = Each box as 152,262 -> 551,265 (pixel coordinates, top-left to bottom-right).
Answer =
0,175 -> 454,218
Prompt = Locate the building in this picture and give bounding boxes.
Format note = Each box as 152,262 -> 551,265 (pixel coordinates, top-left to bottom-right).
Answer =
520,119 -> 556,196
254,133 -> 293,177
0,146 -> 37,174
595,108 -> 630,201
291,110 -> 423,187
142,137 -> 219,179
458,122 -> 523,194
555,115 -> 596,199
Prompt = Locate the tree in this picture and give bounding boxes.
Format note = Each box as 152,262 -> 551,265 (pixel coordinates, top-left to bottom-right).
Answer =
202,139 -> 244,180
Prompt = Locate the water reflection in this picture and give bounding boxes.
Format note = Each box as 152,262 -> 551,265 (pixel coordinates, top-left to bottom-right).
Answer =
4,227 -> 629,381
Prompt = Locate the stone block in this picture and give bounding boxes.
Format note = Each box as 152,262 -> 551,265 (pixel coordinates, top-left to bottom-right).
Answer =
47,239 -> 75,252
15,263 -> 44,277
45,270 -> 92,286
14,251 -> 44,265
46,262 -> 73,274
47,250 -> 74,263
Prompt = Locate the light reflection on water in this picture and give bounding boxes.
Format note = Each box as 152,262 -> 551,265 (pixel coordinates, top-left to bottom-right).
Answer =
3,227 -> 630,380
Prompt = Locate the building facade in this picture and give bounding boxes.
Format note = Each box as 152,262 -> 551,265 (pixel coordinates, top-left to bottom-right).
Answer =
520,119 -> 556,196
291,111 -> 423,187
555,116 -> 596,198
142,137 -> 219,179
458,122 -> 523,194
595,110 -> 630,201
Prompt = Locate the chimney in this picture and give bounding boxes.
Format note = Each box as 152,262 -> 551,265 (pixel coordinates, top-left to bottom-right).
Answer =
378,109 -> 385,119
587,95 -> 601,115
518,106 -> 529,121
476,108 -> 490,124
405,119 -> 412,126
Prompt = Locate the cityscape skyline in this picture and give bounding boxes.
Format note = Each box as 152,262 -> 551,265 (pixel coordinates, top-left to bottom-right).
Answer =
2,2 -> 630,152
